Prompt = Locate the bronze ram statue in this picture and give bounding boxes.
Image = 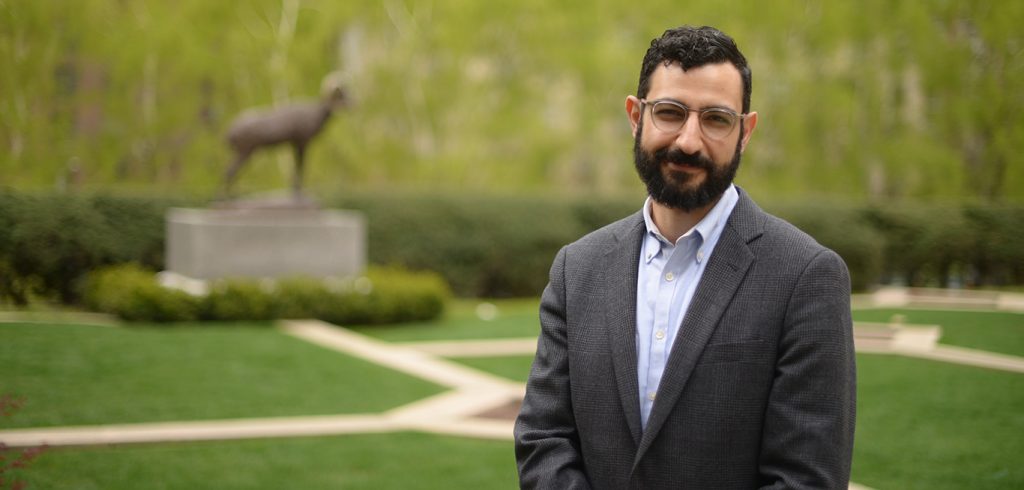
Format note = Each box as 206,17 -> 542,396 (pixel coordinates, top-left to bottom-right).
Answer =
222,75 -> 349,199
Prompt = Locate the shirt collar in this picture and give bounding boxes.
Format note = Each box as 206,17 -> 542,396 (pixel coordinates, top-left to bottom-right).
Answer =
642,184 -> 738,252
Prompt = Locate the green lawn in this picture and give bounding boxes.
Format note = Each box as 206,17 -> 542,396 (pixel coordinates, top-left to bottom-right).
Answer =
0,322 -> 443,428
447,355 -> 534,383
852,308 -> 1024,357
353,299 -> 540,342
853,354 -> 1024,489
17,432 -> 518,490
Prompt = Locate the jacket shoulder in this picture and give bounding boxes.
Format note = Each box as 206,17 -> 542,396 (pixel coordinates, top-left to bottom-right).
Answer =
564,211 -> 643,256
730,191 -> 833,261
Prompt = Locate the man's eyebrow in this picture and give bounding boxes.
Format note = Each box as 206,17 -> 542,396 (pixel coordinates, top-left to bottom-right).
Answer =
650,98 -> 739,112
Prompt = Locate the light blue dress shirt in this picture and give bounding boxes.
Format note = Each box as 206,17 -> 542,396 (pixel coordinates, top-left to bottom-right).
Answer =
636,184 -> 739,429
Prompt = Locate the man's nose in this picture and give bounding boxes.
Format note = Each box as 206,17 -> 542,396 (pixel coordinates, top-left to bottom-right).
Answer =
673,114 -> 704,155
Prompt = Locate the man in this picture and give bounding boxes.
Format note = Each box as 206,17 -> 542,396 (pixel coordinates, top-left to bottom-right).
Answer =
514,25 -> 856,489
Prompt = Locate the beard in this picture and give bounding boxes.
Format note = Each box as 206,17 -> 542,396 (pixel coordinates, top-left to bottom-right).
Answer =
633,120 -> 743,212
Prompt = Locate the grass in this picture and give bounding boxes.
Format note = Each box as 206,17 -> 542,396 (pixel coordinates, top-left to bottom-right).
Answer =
852,354 -> 1024,489
852,308 -> 1024,357
0,322 -> 444,428
18,432 -> 518,490
353,298 -> 540,342
446,355 -> 534,383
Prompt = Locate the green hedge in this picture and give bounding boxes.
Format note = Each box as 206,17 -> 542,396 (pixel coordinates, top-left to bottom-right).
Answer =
0,191 -> 191,305
82,264 -> 449,324
333,193 -> 596,297
963,204 -> 1024,286
83,264 -> 203,322
1,189 -> 1022,306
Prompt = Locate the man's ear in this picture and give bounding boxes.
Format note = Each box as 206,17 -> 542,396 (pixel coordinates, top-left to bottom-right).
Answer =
740,111 -> 758,152
625,96 -> 642,138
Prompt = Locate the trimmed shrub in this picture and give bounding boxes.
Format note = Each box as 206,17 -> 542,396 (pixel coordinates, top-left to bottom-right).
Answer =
82,265 -> 449,325
82,264 -> 202,322
203,279 -> 278,322
863,204 -> 974,287
0,191 -> 189,305
334,192 -> 589,297
964,204 -> 1024,286
274,276 -> 336,319
0,193 -> 117,304
290,268 -> 446,325
90,195 -> 184,268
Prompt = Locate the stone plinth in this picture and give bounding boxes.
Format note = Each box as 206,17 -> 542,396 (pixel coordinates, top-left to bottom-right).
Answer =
166,207 -> 365,280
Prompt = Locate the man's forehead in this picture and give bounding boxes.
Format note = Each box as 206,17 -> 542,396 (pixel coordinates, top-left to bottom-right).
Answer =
647,61 -> 743,110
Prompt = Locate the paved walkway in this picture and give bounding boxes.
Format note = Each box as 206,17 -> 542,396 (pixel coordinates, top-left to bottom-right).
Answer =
852,287 -> 1024,373
3,287 -> 1023,489
853,286 -> 1024,313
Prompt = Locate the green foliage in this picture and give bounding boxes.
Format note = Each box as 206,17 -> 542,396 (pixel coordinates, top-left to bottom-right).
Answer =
308,268 -> 451,325
90,195 -> 185,267
205,279 -> 278,322
2,2 -> 1022,201
0,192 -> 117,303
964,204 -> 1024,285
863,203 -> 975,287
81,264 -> 449,325
4,190 -> 1024,307
273,276 -> 336,320
82,264 -> 202,322
334,192 -> 593,297
0,190 -> 191,305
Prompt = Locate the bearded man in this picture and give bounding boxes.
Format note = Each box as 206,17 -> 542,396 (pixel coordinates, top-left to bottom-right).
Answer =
515,25 -> 856,489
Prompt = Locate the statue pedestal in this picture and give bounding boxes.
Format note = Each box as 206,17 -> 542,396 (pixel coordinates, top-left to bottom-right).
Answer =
165,207 -> 366,281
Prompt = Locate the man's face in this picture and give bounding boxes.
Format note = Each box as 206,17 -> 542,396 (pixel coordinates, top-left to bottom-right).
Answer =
626,62 -> 757,212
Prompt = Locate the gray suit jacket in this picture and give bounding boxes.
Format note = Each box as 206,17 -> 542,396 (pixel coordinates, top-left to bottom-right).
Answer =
514,189 -> 856,489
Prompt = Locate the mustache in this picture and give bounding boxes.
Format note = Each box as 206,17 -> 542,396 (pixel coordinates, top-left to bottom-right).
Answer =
653,147 -> 716,171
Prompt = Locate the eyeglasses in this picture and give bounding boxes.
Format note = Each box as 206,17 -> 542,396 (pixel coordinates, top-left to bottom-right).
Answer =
641,98 -> 744,140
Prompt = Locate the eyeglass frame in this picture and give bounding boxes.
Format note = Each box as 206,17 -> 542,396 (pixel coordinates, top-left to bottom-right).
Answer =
639,98 -> 748,140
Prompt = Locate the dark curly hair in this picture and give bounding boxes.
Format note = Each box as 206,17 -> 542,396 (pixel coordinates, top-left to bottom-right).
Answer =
636,26 -> 752,113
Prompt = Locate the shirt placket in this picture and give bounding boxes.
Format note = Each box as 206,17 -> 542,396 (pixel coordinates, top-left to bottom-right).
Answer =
644,241 -> 677,416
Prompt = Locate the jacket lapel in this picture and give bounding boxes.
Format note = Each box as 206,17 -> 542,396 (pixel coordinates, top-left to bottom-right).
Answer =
603,213 -> 645,445
633,191 -> 763,466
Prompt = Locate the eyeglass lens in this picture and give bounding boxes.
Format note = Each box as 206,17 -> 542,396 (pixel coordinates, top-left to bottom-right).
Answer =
649,101 -> 738,139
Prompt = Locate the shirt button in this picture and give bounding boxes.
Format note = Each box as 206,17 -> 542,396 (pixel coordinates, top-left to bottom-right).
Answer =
665,272 -> 675,281
648,392 -> 657,401
655,330 -> 665,341
697,250 -> 704,263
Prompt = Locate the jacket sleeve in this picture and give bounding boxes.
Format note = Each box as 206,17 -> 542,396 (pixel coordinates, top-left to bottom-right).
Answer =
758,249 -> 857,489
514,246 -> 592,489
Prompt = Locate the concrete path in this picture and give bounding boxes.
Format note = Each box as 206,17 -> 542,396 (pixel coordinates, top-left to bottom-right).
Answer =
851,287 -> 1024,373
854,286 -> 1024,313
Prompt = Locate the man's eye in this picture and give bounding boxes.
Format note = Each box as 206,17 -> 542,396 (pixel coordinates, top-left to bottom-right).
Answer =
702,112 -> 734,128
654,108 -> 686,121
